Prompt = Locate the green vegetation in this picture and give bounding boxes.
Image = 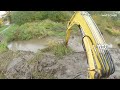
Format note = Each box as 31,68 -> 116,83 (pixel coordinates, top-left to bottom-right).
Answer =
2,24 -> 19,42
0,25 -> 8,32
11,11 -> 72,25
2,20 -> 66,42
41,41 -> 73,58
0,11 -> 120,54
27,51 -> 42,65
105,28 -> 120,36
52,43 -> 73,58
0,41 -> 8,53
92,14 -> 120,36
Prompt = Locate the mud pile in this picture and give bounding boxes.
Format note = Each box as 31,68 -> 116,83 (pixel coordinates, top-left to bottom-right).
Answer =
3,51 -> 87,79
0,48 -> 119,79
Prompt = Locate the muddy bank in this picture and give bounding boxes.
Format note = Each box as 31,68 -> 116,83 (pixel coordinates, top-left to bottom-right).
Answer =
1,50 -> 87,79
0,48 -> 119,79
0,36 -> 120,79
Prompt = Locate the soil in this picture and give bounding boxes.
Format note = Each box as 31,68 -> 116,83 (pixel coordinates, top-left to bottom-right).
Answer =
0,36 -> 120,79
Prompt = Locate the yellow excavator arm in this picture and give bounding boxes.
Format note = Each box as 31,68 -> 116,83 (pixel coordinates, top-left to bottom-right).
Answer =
65,11 -> 115,79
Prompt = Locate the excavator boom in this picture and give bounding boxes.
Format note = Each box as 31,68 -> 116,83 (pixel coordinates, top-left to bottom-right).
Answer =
65,11 -> 115,79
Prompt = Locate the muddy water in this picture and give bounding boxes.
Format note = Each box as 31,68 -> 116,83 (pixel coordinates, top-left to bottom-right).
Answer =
7,32 -> 120,53
7,37 -> 63,53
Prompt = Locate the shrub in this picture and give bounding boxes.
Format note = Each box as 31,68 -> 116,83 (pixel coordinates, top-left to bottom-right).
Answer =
41,40 -> 73,58
11,11 -> 73,25
0,41 -> 8,53
2,20 -> 66,41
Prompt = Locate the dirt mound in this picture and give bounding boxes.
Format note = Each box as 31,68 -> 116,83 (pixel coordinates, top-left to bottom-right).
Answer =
4,51 -> 87,79
0,48 -> 120,79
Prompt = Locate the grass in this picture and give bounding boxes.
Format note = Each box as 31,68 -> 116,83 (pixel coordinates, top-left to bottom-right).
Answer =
0,41 -> 8,53
2,24 -> 19,42
0,26 -> 8,32
41,41 -> 73,58
27,51 -> 42,65
0,19 -> 67,53
105,28 -> 120,36
2,20 -> 66,42
52,44 -> 73,58
11,11 -> 73,25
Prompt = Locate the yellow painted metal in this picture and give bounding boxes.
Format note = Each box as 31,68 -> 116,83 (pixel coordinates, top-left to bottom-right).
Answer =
83,37 -> 95,79
66,29 -> 71,45
65,11 -> 107,79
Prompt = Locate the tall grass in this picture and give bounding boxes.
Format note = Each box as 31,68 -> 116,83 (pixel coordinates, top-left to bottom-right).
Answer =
11,11 -> 73,25
2,20 -> 66,42
2,24 -> 19,42
92,14 -> 120,36
0,41 -> 8,53
41,41 -> 73,58
0,26 -> 8,32
105,28 -> 120,36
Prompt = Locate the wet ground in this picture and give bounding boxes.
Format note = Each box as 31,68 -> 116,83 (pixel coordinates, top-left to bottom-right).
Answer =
0,35 -> 119,79
1,48 -> 119,79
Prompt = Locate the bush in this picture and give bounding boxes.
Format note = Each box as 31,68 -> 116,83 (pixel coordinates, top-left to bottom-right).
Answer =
41,41 -> 73,58
2,24 -> 19,42
0,26 -> 8,32
105,28 -> 120,36
0,41 -> 8,53
2,20 -> 66,41
11,11 -> 73,25
16,20 -> 66,40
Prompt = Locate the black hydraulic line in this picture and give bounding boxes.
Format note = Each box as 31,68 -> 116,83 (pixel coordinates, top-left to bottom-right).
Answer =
99,46 -> 115,77
104,49 -> 115,76
102,49 -> 111,77
101,48 -> 111,78
104,50 -> 112,76
97,46 -> 108,78
106,50 -> 115,74
97,45 -> 114,78
93,47 -> 106,78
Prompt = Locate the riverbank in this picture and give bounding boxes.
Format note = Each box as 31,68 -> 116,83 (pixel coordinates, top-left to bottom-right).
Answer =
0,48 -> 119,79
0,11 -> 120,79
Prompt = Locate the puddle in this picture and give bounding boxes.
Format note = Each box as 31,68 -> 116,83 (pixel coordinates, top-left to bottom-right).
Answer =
7,37 -> 63,53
